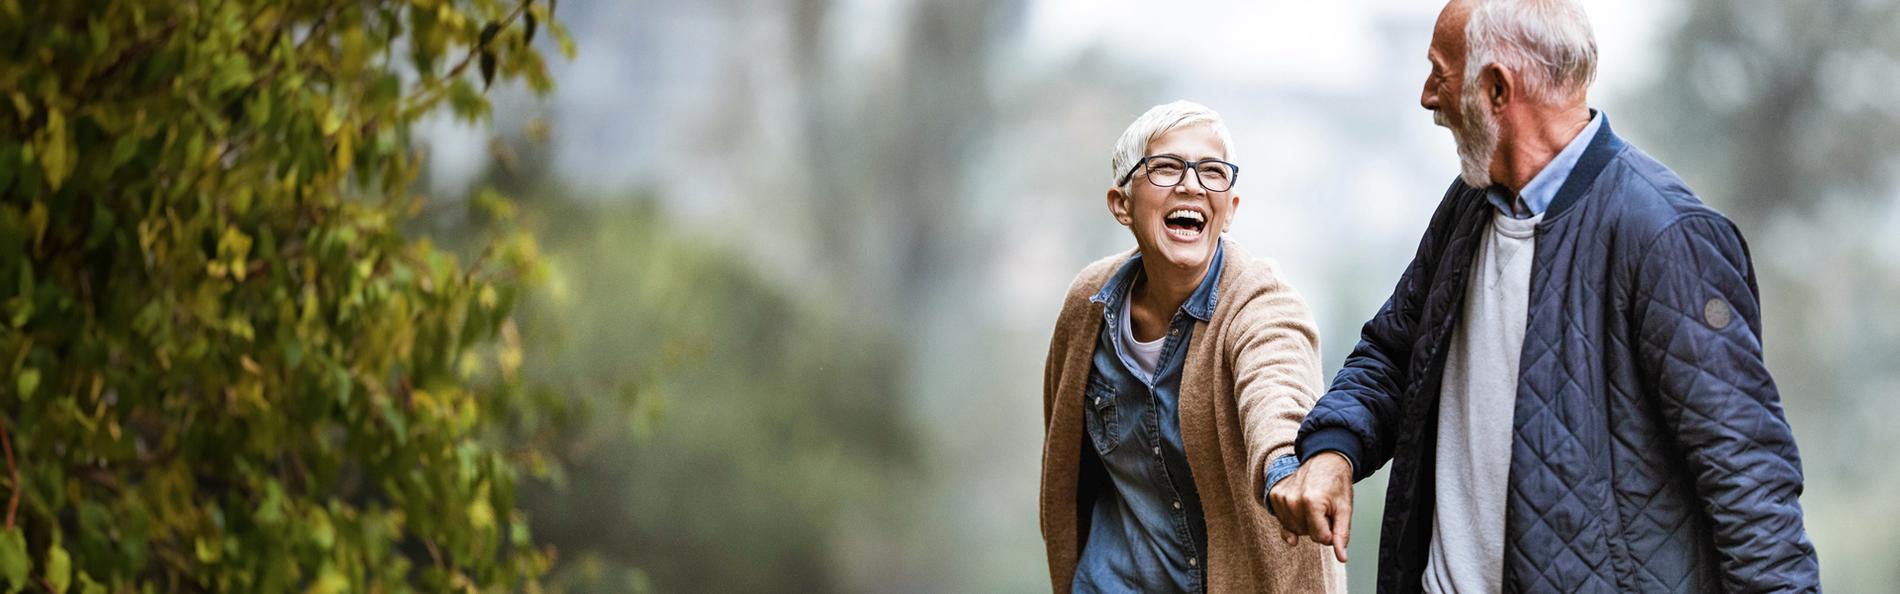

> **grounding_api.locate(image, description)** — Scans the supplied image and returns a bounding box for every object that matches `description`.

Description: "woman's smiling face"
[1108,122,1240,275]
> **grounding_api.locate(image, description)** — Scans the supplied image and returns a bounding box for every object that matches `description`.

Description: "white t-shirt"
[1120,282,1166,379]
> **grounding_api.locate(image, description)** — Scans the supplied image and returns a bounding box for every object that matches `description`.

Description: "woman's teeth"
[1164,209,1206,239]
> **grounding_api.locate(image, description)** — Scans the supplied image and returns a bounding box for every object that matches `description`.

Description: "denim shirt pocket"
[1083,375,1120,454]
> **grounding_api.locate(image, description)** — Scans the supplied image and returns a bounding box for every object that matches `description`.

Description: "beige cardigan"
[1039,241,1347,593]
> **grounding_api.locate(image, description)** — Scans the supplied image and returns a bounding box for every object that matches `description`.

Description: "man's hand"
[1268,451,1355,563]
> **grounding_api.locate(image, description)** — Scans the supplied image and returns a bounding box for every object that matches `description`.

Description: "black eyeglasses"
[1117,155,1240,192]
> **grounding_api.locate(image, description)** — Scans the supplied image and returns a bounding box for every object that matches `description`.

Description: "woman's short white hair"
[1464,0,1597,105]
[1109,100,1236,189]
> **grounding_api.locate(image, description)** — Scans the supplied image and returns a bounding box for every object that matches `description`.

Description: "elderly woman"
[1039,101,1345,593]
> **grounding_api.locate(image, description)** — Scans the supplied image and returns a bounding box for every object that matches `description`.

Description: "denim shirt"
[1073,241,1224,593]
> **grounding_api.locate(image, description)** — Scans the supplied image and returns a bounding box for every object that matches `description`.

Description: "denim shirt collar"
[1090,239,1225,323]
[1485,109,1604,219]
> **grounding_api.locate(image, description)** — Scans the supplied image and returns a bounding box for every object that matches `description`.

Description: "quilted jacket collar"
[1543,110,1627,220]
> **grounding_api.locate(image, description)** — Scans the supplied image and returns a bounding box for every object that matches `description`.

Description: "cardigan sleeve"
[1229,262,1326,504]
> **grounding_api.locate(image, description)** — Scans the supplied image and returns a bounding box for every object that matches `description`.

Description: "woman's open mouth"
[1164,208,1207,241]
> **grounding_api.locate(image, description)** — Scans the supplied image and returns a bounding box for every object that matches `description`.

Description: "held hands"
[1268,451,1355,563]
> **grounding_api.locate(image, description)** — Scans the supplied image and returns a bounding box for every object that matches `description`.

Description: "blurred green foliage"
[0,0,579,591]
[451,186,923,592]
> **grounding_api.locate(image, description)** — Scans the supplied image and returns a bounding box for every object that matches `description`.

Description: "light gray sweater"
[1424,211,1541,594]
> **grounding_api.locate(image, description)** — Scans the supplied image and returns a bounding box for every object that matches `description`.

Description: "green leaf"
[10,253,40,330]
[88,18,108,54]
[0,528,28,594]
[209,55,255,96]
[308,508,335,550]
[193,537,218,564]
[378,396,407,442]
[15,368,37,401]
[468,497,495,531]
[23,201,46,250]
[37,109,72,191]
[7,93,30,121]
[309,567,346,594]
[108,134,139,169]
[45,544,69,594]
[75,572,103,594]
[254,480,286,525]
[551,20,577,59]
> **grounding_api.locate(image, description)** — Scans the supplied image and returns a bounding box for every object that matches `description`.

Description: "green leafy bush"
[0,0,575,591]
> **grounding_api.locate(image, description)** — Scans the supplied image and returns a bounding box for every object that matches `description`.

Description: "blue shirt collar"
[1486,109,1604,219]
[1090,239,1225,323]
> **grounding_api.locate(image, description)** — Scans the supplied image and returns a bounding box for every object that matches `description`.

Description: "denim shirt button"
[1188,556,1198,567]
[1172,500,1182,510]
[1152,446,1161,456]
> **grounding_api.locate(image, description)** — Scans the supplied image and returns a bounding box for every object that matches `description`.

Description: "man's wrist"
[1308,449,1355,477]
[1297,427,1363,478]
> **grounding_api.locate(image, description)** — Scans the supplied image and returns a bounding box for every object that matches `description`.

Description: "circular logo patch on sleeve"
[1703,297,1732,329]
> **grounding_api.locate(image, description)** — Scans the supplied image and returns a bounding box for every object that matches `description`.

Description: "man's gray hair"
[1464,0,1597,104]
[1109,100,1236,189]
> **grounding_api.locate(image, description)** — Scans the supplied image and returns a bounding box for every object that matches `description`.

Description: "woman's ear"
[1225,193,1239,232]
[1107,187,1133,226]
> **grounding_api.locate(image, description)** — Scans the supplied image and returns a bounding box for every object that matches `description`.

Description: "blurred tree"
[1634,0,1900,590]
[0,0,579,591]
[1634,0,1900,221]
[411,114,923,589]
[494,195,920,593]
[788,0,1026,315]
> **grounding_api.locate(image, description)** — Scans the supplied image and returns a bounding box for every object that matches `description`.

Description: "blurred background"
[418,0,1900,590]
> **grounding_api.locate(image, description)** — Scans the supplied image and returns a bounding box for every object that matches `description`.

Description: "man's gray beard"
[1435,90,1499,188]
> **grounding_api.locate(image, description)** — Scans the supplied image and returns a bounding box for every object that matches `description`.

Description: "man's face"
[1109,123,1239,274]
[1423,0,1498,188]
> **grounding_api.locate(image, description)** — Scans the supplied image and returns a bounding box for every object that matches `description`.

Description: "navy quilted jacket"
[1296,117,1820,593]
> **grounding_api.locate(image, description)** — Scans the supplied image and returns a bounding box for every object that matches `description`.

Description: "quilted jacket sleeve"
[1296,269,1416,481]
[1633,214,1820,591]
[1297,183,1464,481]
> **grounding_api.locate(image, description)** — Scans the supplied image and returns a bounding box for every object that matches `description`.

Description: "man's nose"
[1421,78,1439,112]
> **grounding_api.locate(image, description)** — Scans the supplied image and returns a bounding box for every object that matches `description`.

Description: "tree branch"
[2,418,18,530]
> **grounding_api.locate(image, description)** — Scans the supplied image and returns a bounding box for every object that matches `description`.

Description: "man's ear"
[1483,62,1513,111]
[1107,187,1133,226]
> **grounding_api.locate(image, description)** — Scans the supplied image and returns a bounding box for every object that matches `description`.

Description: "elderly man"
[1040,101,1345,593]
[1268,0,1822,592]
